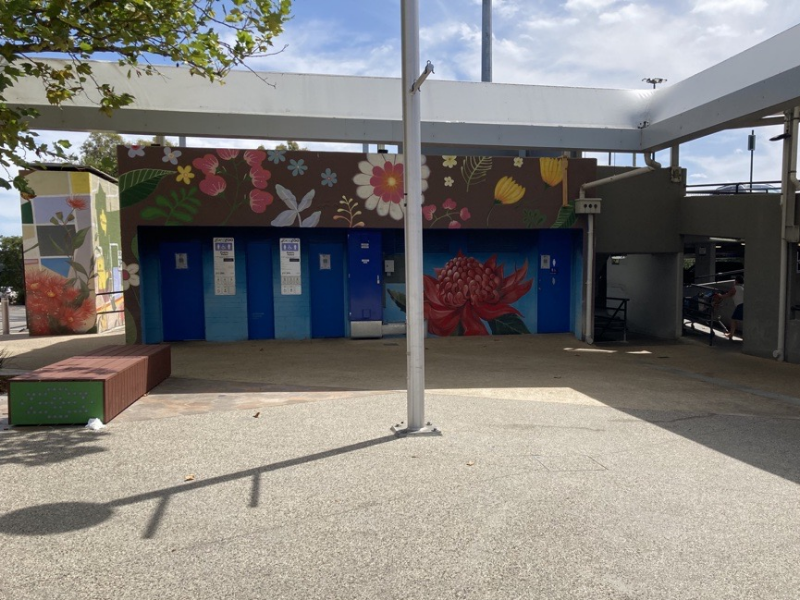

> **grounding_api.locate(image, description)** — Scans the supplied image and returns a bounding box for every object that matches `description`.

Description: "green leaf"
[72,227,89,250]
[387,289,407,313]
[141,206,168,220]
[131,235,139,261]
[523,209,546,229]
[155,195,173,209]
[67,260,88,277]
[488,314,531,335]
[119,169,172,208]
[125,308,138,344]
[170,211,193,223]
[551,204,577,229]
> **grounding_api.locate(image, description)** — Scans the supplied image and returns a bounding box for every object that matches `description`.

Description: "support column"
[392,0,439,436]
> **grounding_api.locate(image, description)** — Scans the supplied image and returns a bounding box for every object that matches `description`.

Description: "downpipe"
[775,106,800,361]
[580,153,662,344]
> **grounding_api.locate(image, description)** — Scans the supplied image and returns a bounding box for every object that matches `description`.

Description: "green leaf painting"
[551,204,577,229]
[488,314,531,335]
[388,289,407,313]
[523,209,546,229]
[119,169,173,208]
[140,188,202,225]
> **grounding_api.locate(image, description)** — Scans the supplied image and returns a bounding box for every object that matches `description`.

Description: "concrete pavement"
[1,330,800,599]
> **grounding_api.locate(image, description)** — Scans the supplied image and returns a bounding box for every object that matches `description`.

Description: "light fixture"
[709,237,738,242]
[642,77,667,89]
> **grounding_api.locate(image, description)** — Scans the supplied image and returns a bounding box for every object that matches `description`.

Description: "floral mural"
[117,146,595,342]
[388,251,533,336]
[21,168,124,336]
[424,252,533,336]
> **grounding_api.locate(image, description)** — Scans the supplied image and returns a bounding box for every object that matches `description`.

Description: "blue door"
[310,242,345,338]
[160,241,205,341]
[537,230,572,333]
[348,231,383,322]
[246,241,275,340]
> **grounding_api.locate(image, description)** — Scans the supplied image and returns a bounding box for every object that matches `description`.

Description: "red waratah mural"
[422,252,533,336]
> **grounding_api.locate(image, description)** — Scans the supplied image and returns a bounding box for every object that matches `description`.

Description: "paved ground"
[1,326,800,599]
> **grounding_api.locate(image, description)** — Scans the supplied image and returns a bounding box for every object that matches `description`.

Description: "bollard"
[2,294,9,335]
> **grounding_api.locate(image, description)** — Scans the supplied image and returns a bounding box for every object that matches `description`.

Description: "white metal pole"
[393,0,438,436]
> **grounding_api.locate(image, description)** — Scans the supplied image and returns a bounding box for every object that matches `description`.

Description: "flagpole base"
[390,421,442,437]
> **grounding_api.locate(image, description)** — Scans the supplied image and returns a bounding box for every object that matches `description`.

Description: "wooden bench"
[8,344,170,426]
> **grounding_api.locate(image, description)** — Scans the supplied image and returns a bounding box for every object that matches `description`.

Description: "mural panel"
[21,170,123,335]
[117,146,596,342]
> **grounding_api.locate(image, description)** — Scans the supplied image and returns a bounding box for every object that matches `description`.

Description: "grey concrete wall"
[595,168,683,254]
[680,194,782,359]
[605,254,682,339]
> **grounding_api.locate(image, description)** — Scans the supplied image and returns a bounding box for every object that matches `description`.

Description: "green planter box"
[9,381,105,425]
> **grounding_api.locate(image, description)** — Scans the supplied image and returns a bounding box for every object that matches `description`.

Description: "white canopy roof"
[8,24,800,152]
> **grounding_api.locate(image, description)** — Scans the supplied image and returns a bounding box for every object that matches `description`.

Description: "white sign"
[280,238,302,295]
[213,237,236,295]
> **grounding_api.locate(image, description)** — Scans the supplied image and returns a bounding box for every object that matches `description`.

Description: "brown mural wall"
[116,146,596,342]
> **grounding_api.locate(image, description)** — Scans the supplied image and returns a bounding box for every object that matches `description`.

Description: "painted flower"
[422,204,437,221]
[217,148,240,160]
[176,165,195,184]
[99,210,108,234]
[193,154,221,175]
[162,147,182,165]
[460,207,471,221]
[444,176,454,187]
[244,150,267,168]
[125,144,145,158]
[66,196,88,210]
[321,168,337,187]
[442,155,457,168]
[494,176,526,205]
[271,184,321,228]
[514,157,524,168]
[288,158,308,176]
[249,189,274,214]
[199,174,227,197]
[25,267,95,334]
[249,167,271,189]
[423,252,533,336]
[353,154,430,221]
[267,149,286,164]
[448,221,461,229]
[540,157,565,187]
[121,262,140,290]
[442,198,457,210]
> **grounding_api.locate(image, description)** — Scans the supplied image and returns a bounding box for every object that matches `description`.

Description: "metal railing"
[685,180,781,195]
[594,297,628,342]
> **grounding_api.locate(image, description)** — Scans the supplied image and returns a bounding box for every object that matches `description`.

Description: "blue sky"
[2,0,798,236]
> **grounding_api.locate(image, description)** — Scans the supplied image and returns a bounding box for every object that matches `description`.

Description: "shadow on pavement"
[0,434,397,538]
[0,427,109,467]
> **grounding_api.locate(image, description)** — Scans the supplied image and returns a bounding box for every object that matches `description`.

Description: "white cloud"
[565,0,621,11]
[692,0,768,15]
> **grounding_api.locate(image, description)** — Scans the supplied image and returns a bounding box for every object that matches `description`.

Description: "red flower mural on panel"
[26,268,95,335]
[423,252,532,336]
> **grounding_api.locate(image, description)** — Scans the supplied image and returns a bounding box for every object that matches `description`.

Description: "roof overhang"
[7,24,800,152]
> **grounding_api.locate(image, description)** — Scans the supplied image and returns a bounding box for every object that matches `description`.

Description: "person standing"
[715,275,744,339]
